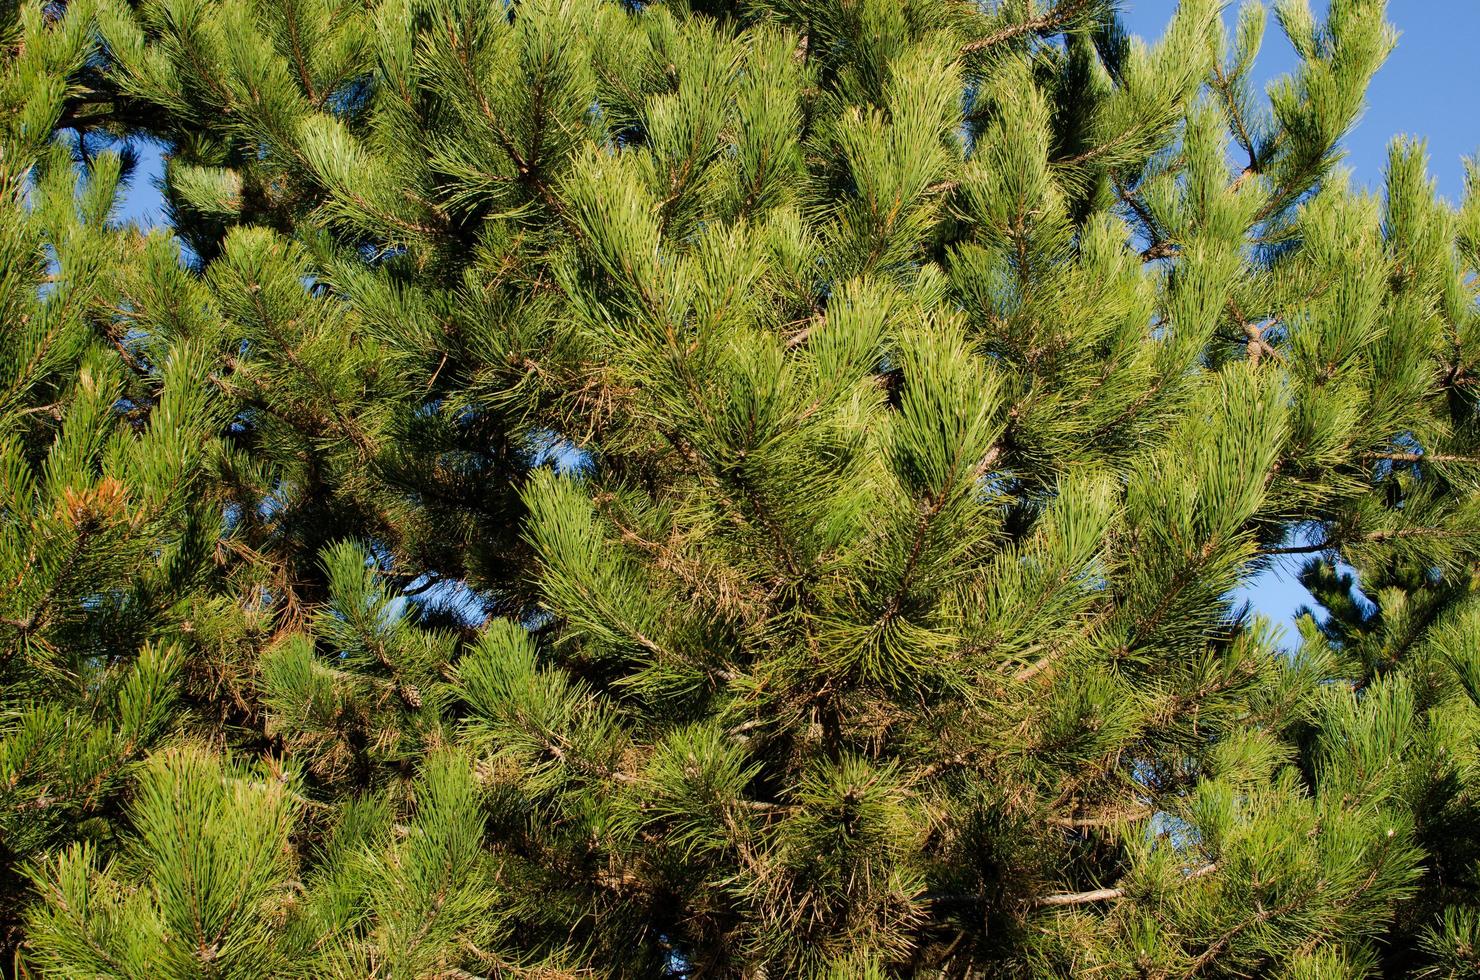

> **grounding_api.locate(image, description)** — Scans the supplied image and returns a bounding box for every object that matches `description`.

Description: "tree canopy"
[4,0,1480,976]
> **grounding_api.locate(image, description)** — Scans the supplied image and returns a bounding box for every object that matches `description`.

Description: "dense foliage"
[4,0,1480,975]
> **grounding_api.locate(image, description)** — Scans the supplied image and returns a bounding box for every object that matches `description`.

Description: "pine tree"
[5,0,1480,976]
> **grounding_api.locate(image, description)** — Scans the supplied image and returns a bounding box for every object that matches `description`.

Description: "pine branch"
[1011,605,1114,683]
[1035,884,1125,907]
[722,463,806,584]
[282,0,318,104]
[1062,125,1150,170]
[400,573,445,598]
[443,13,578,235]
[1280,856,1394,964]
[1034,862,1216,909]
[1227,298,1281,365]
[540,737,636,785]
[26,876,135,977]
[961,0,1097,54]
[241,292,372,454]
[1183,885,1317,977]
[1118,534,1234,657]
[596,501,765,629]
[1141,240,1180,262]
[6,737,140,817]
[1153,662,1259,726]
[1361,451,1480,464]
[1210,61,1259,178]
[873,447,1002,639]
[1,307,74,416]
[5,521,98,640]
[1116,180,1176,263]
[784,310,825,349]
[1047,805,1154,829]
[1260,526,1480,556]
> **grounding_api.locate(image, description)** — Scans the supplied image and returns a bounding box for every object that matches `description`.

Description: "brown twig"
[1035,862,1216,908]
[961,0,1096,54]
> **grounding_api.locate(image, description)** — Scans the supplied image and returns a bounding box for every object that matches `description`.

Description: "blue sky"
[111,1,1477,644]
[118,142,166,228]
